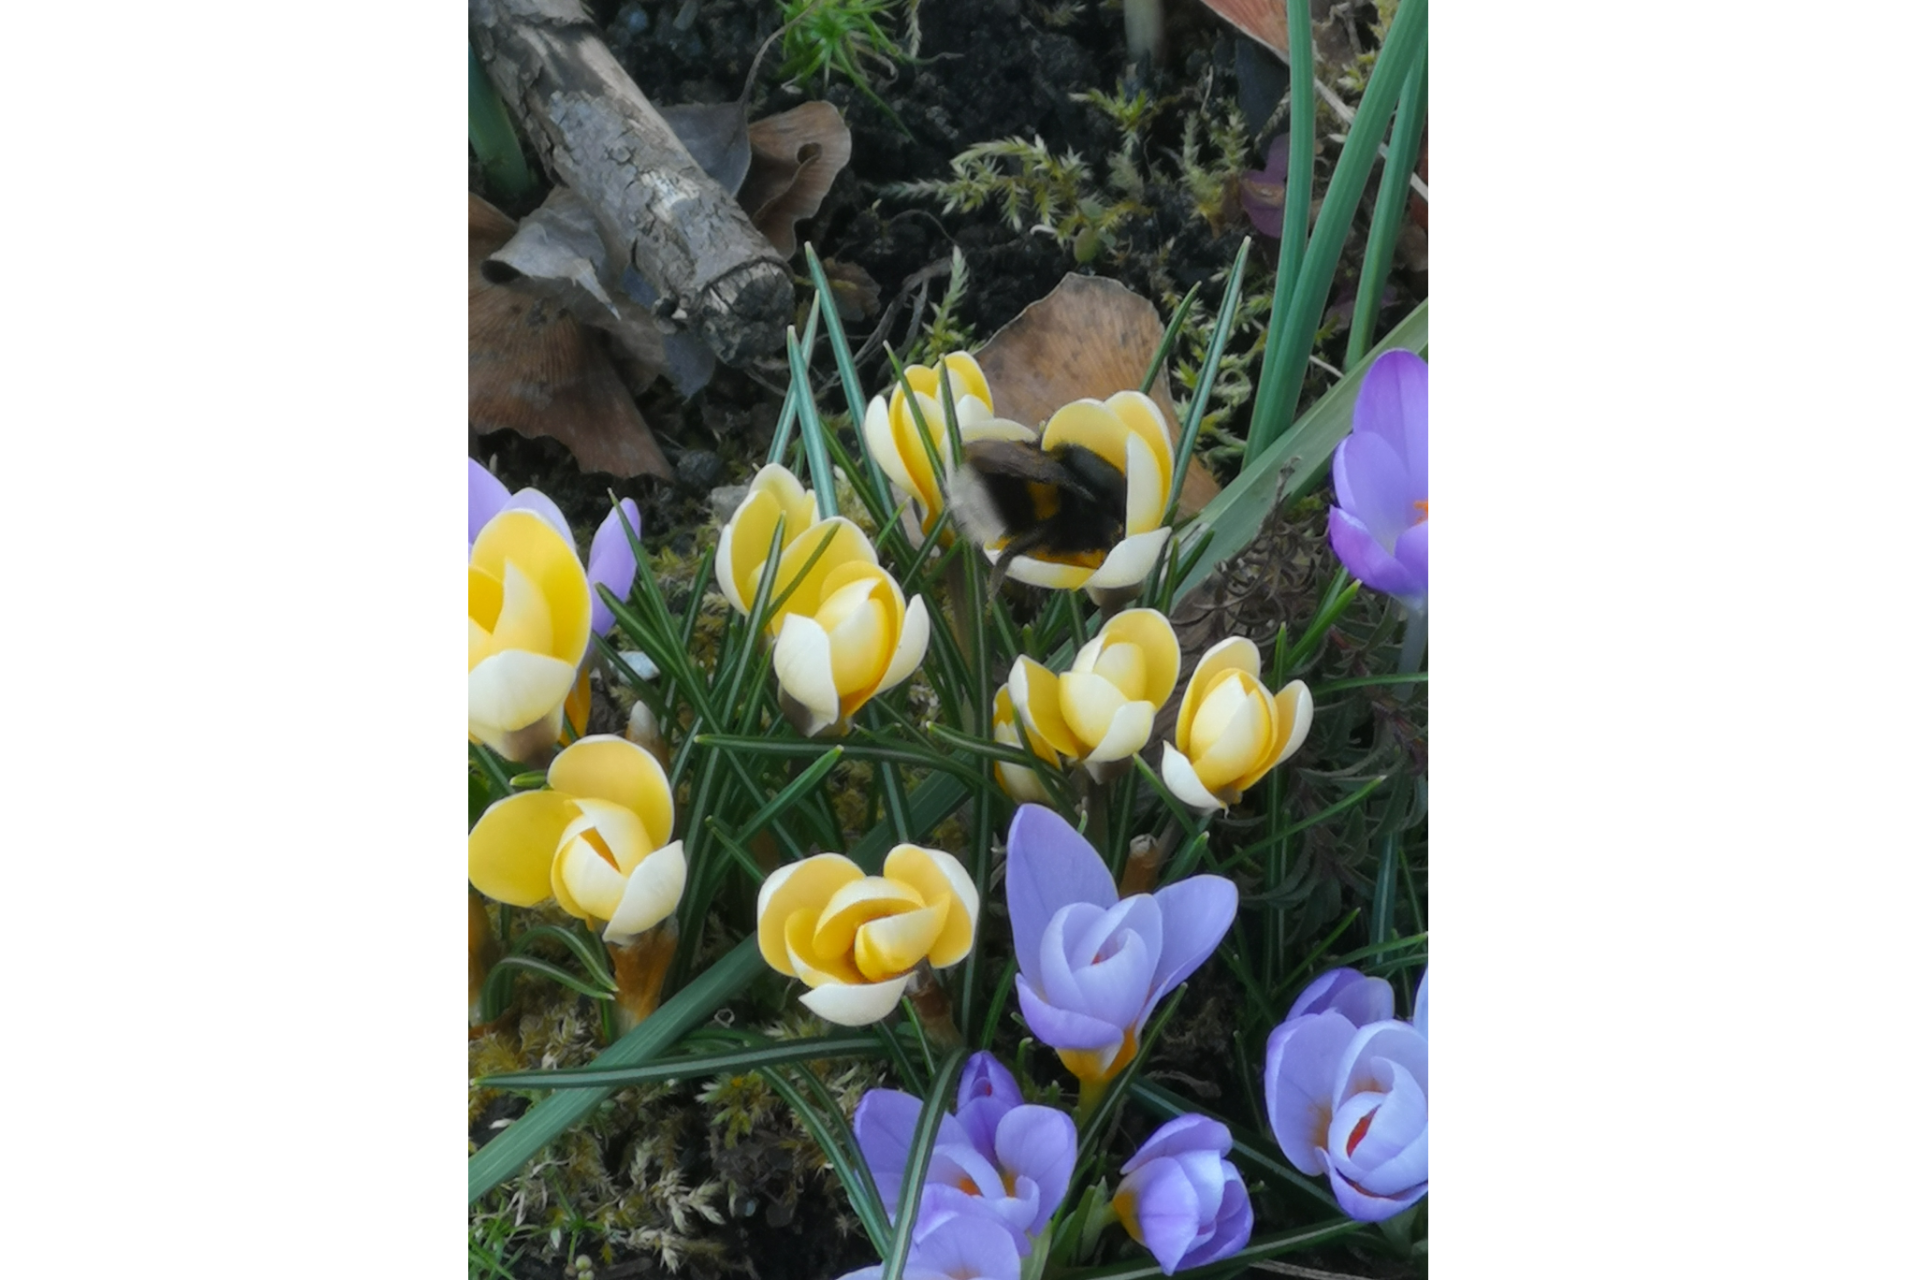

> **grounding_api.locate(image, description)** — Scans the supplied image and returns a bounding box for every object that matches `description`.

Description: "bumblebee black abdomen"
[952,440,1128,559]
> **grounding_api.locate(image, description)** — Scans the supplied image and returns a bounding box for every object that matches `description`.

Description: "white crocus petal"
[1275,681,1314,762]
[1058,671,1127,747]
[877,595,930,693]
[469,650,580,736]
[773,613,842,727]
[602,842,686,943]
[801,974,913,1026]
[1161,742,1227,811]
[1083,527,1171,589]
[715,517,749,615]
[865,394,915,492]
[1085,700,1156,763]
[960,417,1037,446]
[1194,692,1268,784]
[1122,432,1165,535]
[1005,554,1095,590]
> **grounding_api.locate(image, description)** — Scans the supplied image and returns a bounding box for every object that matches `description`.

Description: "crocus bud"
[1160,636,1312,811]
[1112,1115,1252,1274]
[1328,350,1428,614]
[772,560,929,736]
[715,464,820,616]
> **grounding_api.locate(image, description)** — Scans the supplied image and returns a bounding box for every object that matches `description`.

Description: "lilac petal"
[853,1088,932,1217]
[587,499,641,636]
[1006,804,1116,980]
[1328,506,1422,600]
[955,1052,1021,1156]
[1324,1153,1427,1223]
[1264,1013,1361,1176]
[1334,1021,1429,1101]
[1040,903,1155,1031]
[1182,1167,1252,1267]
[1412,968,1429,1041]
[1329,1063,1427,1196]
[929,1142,1005,1209]
[469,459,510,546]
[1168,1149,1226,1224]
[994,1104,1077,1228]
[910,1199,1026,1278]
[918,1182,1032,1256]
[1287,968,1395,1027]
[1354,350,1428,493]
[1144,875,1237,1006]
[1123,1158,1201,1274]
[1123,1114,1229,1172]
[1331,431,1414,547]
[1015,974,1128,1053]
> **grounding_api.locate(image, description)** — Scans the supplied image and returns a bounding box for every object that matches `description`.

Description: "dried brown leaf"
[976,275,1220,517]
[738,102,853,260]
[468,193,671,479]
[1197,0,1292,59]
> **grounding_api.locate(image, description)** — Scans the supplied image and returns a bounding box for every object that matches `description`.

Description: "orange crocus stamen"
[1413,500,1430,524]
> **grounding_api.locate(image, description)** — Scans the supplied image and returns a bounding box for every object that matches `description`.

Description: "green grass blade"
[788,326,838,518]
[1247,0,1428,457]
[1175,301,1427,601]
[1140,280,1202,395]
[1163,238,1253,525]
[880,1049,967,1280]
[1345,44,1428,366]
[1057,1219,1363,1280]
[468,938,763,1203]
[481,1034,884,1089]
[1273,0,1316,325]
[468,43,534,204]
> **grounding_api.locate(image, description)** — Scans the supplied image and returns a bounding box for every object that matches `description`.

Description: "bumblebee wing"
[951,441,1077,546]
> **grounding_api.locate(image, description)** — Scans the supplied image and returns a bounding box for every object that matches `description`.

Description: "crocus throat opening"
[1346,1106,1375,1157]
[1056,1024,1140,1086]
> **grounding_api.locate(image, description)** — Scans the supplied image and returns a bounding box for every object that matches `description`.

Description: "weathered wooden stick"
[470,0,792,365]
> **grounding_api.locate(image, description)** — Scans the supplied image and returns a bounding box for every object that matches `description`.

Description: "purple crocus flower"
[1113,1114,1252,1274]
[1328,350,1428,613]
[853,1051,1076,1255]
[838,1196,1026,1280]
[1285,967,1395,1026]
[1005,805,1238,1086]
[1265,967,1429,1223]
[467,458,640,636]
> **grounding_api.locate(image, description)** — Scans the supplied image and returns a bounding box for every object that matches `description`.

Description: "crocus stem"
[1396,604,1427,676]
[1073,1074,1111,1128]
[608,919,679,1035]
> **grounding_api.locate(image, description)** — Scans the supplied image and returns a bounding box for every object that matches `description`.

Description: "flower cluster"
[467,460,640,761]
[1328,350,1428,614]
[1005,805,1236,1086]
[756,845,978,1026]
[1112,1115,1252,1273]
[716,463,929,737]
[854,1052,1075,1257]
[1265,967,1429,1221]
[467,734,685,944]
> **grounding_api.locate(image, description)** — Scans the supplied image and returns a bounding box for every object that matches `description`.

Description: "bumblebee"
[949,439,1129,597]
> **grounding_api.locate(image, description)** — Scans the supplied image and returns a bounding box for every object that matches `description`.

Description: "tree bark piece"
[470,0,792,365]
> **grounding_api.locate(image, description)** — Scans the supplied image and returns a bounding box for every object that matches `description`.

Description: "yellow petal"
[812,877,926,961]
[1192,689,1269,788]
[1091,641,1149,702]
[785,907,864,986]
[469,791,579,907]
[883,845,979,966]
[1106,390,1173,495]
[468,564,504,639]
[1179,638,1261,752]
[1009,656,1085,759]
[1082,527,1169,590]
[560,797,653,874]
[769,518,878,631]
[1004,553,1095,590]
[1240,680,1313,790]
[865,393,915,493]
[939,351,992,409]
[487,558,556,657]
[548,736,674,852]
[1040,399,1128,473]
[1160,741,1226,812]
[994,684,1059,766]
[757,854,863,976]
[1093,609,1180,709]
[854,902,947,980]
[554,829,630,921]
[1059,671,1127,751]
[1191,670,1259,753]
